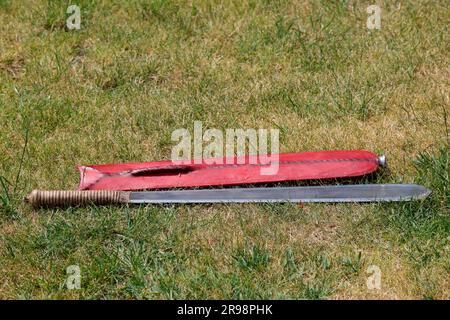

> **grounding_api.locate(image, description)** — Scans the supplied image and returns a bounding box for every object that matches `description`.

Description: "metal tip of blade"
[412,184,432,200]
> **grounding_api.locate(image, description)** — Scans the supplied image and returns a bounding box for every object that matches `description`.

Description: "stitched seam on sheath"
[153,157,377,171]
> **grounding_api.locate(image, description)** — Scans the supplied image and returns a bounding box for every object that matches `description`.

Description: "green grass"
[0,0,449,299]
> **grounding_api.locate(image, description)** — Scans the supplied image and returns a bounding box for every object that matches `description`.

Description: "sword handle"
[26,190,130,208]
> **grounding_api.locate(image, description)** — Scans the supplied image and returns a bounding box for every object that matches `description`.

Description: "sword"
[26,184,431,208]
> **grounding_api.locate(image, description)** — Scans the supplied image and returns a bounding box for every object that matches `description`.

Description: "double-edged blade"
[129,184,431,204]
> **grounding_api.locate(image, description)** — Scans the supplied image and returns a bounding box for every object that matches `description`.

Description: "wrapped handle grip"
[26,190,130,208]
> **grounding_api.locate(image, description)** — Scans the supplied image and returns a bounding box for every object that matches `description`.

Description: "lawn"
[0,0,448,299]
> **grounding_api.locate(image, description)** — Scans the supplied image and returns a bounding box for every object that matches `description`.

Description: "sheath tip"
[378,155,387,167]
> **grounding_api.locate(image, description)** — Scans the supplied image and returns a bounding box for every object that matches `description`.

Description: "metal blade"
[129,184,430,204]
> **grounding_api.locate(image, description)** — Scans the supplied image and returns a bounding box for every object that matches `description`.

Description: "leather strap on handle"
[26,190,130,208]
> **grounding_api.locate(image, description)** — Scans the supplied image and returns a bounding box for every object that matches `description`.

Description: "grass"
[0,0,449,299]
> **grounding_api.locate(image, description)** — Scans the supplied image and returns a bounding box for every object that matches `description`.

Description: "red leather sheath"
[78,150,380,191]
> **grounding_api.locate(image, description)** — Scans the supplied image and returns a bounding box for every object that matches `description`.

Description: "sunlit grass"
[0,0,448,299]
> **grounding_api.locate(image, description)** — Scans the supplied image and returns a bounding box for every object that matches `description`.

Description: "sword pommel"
[378,155,387,167]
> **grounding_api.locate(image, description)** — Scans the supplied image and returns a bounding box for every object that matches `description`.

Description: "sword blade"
[129,184,430,204]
